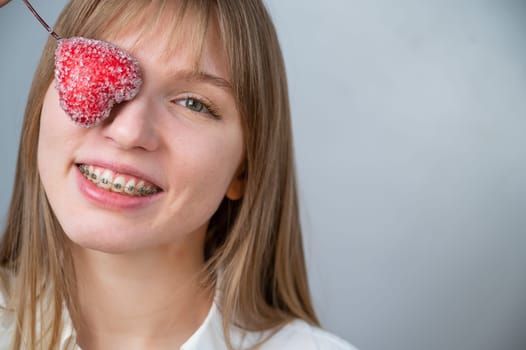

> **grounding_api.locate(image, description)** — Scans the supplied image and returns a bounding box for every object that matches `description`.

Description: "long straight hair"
[0,1,318,348]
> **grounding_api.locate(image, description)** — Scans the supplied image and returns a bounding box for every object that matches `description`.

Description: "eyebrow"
[171,69,233,91]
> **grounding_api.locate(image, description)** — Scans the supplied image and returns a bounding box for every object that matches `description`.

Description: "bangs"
[57,0,214,70]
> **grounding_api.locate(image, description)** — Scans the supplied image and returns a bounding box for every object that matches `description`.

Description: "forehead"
[92,1,227,79]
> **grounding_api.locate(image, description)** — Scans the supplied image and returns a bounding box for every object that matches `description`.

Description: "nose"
[100,95,160,152]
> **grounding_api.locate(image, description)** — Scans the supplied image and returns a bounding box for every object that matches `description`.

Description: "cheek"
[38,85,84,159]
[164,125,243,213]
[192,130,242,187]
[38,85,85,195]
[38,87,61,177]
[188,153,236,197]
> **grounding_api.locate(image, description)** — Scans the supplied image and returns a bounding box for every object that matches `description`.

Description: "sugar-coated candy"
[54,37,143,128]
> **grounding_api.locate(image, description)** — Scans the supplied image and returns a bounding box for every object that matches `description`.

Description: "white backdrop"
[1,1,526,350]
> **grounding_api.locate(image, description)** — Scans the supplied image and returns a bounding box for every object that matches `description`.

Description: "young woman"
[0,0,356,349]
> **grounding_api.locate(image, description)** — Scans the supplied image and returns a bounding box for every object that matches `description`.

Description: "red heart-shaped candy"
[54,37,143,128]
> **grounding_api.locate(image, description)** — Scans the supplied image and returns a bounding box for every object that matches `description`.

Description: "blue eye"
[178,97,211,114]
[173,95,222,120]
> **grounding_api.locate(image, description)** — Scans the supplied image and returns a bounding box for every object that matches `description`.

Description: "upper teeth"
[78,164,160,196]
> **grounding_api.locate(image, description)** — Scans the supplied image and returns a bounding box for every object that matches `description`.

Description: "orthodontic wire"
[22,0,61,40]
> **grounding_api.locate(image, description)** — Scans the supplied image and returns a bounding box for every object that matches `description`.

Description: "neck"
[72,241,213,350]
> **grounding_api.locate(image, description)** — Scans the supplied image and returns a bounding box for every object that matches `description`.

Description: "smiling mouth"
[77,164,162,197]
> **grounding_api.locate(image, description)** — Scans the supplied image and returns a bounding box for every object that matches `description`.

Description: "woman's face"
[37,13,244,253]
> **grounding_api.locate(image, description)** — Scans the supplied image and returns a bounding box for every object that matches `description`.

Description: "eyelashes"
[173,94,222,120]
[21,1,228,126]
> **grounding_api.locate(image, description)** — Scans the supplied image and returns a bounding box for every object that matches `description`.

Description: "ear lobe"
[226,166,246,200]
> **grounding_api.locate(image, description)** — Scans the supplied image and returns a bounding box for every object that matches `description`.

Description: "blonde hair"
[0,0,318,348]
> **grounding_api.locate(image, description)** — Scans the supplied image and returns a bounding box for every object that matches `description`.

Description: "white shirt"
[0,299,357,350]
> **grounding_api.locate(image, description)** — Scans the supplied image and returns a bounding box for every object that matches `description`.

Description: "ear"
[226,163,246,200]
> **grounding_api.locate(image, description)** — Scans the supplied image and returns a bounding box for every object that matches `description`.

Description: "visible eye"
[173,96,222,120]
[177,97,210,113]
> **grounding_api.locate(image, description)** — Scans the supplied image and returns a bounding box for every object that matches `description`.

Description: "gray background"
[1,1,526,350]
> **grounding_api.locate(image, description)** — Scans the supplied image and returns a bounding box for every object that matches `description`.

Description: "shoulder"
[182,303,358,350]
[0,268,14,347]
[261,319,358,350]
[0,267,13,311]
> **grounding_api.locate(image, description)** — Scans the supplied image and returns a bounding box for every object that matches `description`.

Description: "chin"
[63,223,152,254]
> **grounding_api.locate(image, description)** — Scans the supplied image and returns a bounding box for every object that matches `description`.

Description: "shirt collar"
[180,302,228,350]
[60,301,231,350]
